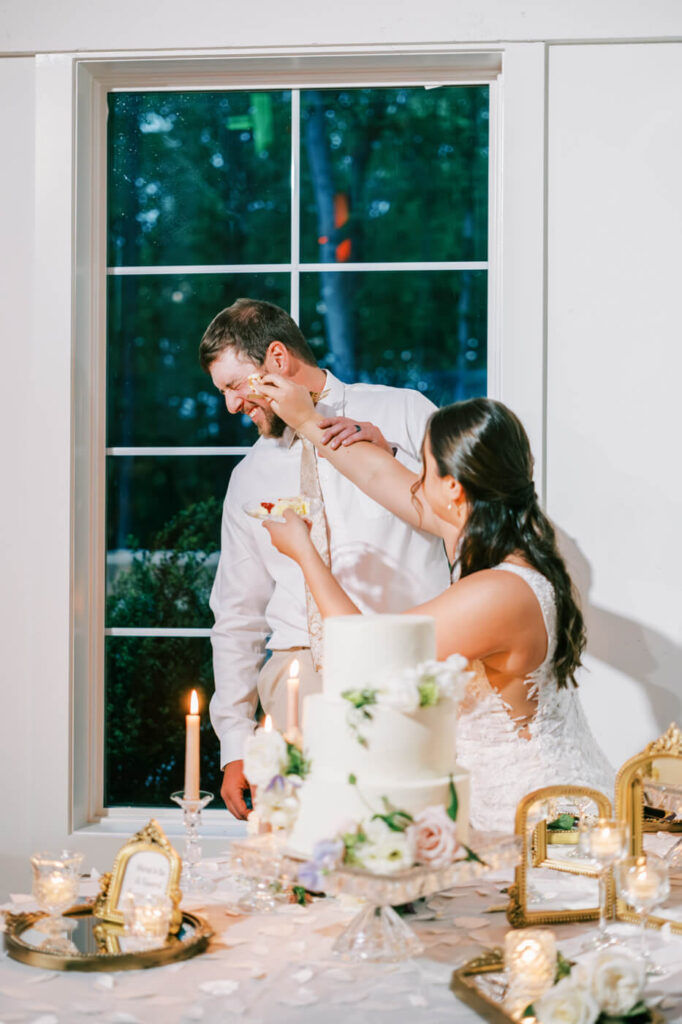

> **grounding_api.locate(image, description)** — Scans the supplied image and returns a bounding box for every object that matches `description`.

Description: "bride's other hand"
[258,374,315,431]
[318,416,393,454]
[262,509,314,563]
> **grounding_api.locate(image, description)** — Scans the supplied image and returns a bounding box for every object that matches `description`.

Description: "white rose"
[243,728,287,788]
[255,775,300,831]
[407,804,463,869]
[535,978,600,1024]
[356,817,415,874]
[589,950,645,1017]
[375,670,421,714]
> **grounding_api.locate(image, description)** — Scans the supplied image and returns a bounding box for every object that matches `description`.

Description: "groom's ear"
[264,340,291,374]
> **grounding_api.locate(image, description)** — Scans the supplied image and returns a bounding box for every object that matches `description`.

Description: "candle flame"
[290,658,299,677]
[190,690,199,715]
[264,714,273,732]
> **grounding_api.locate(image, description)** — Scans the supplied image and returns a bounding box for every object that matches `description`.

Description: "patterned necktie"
[299,436,330,672]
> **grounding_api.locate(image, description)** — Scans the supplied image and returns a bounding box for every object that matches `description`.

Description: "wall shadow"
[557,528,682,734]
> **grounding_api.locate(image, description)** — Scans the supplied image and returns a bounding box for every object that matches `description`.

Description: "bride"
[257,375,614,831]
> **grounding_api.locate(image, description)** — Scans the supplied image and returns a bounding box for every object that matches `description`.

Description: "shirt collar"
[284,370,345,448]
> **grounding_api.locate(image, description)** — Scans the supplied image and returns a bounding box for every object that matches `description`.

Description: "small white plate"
[243,496,322,523]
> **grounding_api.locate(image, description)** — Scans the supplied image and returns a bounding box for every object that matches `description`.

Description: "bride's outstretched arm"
[263,511,360,618]
[259,374,447,539]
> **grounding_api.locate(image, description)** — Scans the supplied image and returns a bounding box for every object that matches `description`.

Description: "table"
[3,856,682,1024]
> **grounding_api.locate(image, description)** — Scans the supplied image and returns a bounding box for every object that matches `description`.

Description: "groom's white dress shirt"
[209,371,451,767]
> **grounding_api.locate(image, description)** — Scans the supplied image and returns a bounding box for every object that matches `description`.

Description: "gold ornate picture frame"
[93,819,182,932]
[615,722,682,934]
[507,784,613,928]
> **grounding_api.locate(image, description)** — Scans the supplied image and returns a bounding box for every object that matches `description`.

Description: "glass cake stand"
[229,832,521,962]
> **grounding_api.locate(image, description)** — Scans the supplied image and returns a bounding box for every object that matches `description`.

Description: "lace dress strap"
[490,563,557,673]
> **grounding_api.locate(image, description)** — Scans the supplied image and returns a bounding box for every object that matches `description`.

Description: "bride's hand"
[258,374,316,432]
[262,509,314,562]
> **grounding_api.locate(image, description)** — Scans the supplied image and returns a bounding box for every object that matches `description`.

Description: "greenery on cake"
[297,776,482,889]
[341,654,472,746]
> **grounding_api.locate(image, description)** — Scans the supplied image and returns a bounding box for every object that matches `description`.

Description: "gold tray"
[451,949,665,1024]
[3,904,213,971]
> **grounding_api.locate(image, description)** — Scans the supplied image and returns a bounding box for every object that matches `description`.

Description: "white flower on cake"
[375,668,422,713]
[588,950,645,1018]
[243,727,288,788]
[407,804,464,869]
[355,817,415,875]
[256,775,301,831]
[342,653,471,740]
[534,976,600,1024]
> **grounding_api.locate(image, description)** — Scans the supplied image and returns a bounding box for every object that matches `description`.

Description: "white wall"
[546,43,682,766]
[1,2,682,892]
[0,57,36,892]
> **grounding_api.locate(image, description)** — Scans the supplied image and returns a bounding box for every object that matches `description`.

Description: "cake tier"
[323,614,436,699]
[302,693,458,782]
[288,768,470,858]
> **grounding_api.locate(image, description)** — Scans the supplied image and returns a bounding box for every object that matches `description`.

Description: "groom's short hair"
[199,298,318,371]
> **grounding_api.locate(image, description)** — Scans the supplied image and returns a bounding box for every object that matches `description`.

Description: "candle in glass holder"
[504,929,557,1020]
[590,822,625,860]
[122,891,172,948]
[184,689,200,800]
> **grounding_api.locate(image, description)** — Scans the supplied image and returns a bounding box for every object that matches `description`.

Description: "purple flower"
[297,860,322,891]
[311,838,344,871]
[264,774,287,794]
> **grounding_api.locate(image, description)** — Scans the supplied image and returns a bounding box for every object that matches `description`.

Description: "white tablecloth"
[2,857,682,1024]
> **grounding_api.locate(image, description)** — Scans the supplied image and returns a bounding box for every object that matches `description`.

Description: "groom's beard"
[255,405,287,439]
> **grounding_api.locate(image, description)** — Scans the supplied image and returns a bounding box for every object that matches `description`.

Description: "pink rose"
[407,805,462,869]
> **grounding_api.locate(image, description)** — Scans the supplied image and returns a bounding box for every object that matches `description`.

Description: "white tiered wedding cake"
[288,614,470,856]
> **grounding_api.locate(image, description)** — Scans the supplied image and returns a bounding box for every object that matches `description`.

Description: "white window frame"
[32,43,545,866]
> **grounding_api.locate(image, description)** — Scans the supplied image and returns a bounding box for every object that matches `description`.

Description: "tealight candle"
[122,891,172,949]
[504,929,557,1021]
[589,823,624,860]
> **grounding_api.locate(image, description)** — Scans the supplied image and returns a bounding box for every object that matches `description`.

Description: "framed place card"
[94,819,182,932]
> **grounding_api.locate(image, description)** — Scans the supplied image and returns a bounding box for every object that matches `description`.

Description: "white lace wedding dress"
[456,563,615,833]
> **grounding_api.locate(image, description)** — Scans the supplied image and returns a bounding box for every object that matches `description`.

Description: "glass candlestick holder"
[171,790,214,894]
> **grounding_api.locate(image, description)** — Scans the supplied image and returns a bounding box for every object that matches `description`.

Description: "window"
[104,84,490,807]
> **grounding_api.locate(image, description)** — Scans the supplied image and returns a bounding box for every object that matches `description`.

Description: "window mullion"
[290,88,301,322]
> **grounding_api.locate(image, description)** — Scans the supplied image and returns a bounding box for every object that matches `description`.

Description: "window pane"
[300,270,487,405]
[300,86,489,264]
[107,273,290,447]
[107,91,292,267]
[105,636,220,806]
[106,455,237,628]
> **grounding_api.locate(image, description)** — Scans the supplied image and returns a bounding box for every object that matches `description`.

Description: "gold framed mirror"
[93,819,182,932]
[615,722,682,933]
[507,784,613,927]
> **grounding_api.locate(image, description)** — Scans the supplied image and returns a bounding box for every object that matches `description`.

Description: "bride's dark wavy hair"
[423,398,585,689]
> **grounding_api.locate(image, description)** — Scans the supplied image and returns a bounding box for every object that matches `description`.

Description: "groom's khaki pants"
[257,648,321,731]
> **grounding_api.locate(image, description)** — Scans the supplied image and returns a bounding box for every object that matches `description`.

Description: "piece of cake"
[287,614,470,856]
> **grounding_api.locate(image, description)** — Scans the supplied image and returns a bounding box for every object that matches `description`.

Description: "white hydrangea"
[243,728,287,788]
[255,775,300,832]
[375,667,422,713]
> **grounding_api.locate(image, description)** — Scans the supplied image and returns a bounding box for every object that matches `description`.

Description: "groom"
[200,298,450,819]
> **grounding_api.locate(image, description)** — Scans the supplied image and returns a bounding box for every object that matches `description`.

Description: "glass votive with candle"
[31,850,84,928]
[581,817,628,951]
[122,891,172,950]
[504,928,557,1020]
[617,853,670,975]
